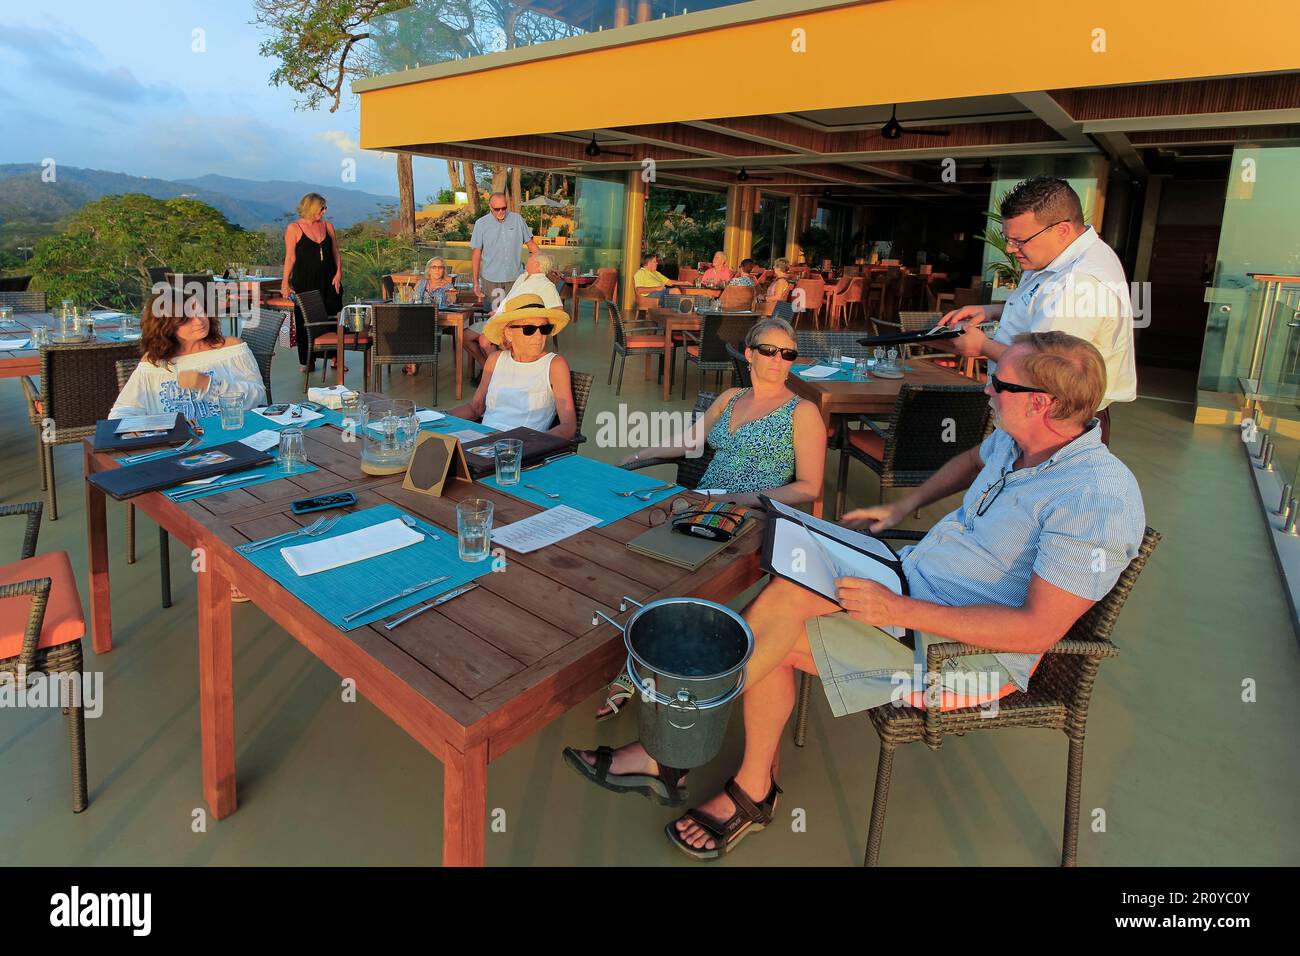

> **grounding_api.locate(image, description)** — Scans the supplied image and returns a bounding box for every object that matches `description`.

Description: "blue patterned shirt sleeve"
[1034,487,1144,600]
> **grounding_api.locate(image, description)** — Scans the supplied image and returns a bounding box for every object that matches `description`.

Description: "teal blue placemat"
[162,460,318,501]
[792,363,851,381]
[239,503,493,632]
[313,408,493,437]
[114,412,327,465]
[481,454,680,526]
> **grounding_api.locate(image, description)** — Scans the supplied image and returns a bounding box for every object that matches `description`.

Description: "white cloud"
[315,131,359,154]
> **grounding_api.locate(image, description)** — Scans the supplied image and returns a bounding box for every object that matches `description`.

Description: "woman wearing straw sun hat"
[446,293,578,439]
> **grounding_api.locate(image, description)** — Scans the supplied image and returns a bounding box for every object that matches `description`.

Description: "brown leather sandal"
[561,745,689,807]
[666,776,781,860]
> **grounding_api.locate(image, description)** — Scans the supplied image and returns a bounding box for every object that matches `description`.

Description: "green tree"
[29,194,275,310]
[337,222,414,300]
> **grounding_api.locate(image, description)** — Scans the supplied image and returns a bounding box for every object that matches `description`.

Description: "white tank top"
[481,351,558,433]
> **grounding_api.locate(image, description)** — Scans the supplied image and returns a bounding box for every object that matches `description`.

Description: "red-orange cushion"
[625,337,665,348]
[847,428,885,461]
[686,345,700,357]
[0,552,85,660]
[314,333,371,346]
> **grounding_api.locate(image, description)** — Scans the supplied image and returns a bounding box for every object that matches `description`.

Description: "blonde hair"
[773,258,790,273]
[531,252,555,273]
[425,257,446,272]
[297,192,327,218]
[1012,331,1107,424]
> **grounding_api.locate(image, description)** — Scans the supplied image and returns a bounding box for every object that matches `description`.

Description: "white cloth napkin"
[253,404,325,426]
[280,518,423,577]
[797,364,841,379]
[0,338,31,349]
[307,385,358,410]
[416,409,445,423]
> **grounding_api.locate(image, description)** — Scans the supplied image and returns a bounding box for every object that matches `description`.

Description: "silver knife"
[169,473,266,499]
[523,451,576,471]
[382,583,479,630]
[343,575,450,623]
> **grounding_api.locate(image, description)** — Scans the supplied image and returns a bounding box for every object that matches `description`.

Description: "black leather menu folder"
[87,440,273,500]
[92,414,194,453]
[460,426,572,478]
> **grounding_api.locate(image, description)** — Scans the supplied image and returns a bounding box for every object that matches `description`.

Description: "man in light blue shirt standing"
[471,191,539,312]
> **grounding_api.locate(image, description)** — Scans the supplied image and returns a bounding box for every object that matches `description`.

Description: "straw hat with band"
[482,293,570,346]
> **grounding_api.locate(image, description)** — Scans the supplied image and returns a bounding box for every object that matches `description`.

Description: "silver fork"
[611,483,674,500]
[525,483,560,499]
[239,513,341,553]
[399,513,442,541]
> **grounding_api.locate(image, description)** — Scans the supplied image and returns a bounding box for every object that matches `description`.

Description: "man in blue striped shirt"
[665,330,1146,857]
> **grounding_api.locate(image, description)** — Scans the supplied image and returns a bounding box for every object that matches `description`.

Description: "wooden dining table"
[81,428,764,865]
[1,310,128,380]
[560,273,595,324]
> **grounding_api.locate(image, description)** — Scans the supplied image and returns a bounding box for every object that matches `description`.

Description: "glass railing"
[363,0,746,75]
[1245,275,1300,488]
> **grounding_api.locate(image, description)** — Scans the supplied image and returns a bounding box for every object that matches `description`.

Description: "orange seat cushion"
[314,333,371,347]
[0,552,85,660]
[625,337,664,348]
[686,345,700,357]
[847,427,885,461]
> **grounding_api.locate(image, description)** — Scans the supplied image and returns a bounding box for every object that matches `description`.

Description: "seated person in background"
[405,256,455,374]
[462,252,564,377]
[110,285,267,422]
[762,258,793,309]
[633,251,689,303]
[590,316,827,719]
[570,331,1145,858]
[741,258,757,274]
[447,294,577,440]
[699,251,733,286]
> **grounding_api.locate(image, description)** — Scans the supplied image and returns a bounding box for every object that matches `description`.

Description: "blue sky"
[0,0,448,197]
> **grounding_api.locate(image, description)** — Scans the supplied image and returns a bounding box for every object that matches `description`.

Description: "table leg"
[335,320,345,387]
[442,739,488,866]
[83,444,113,655]
[570,284,581,325]
[454,319,464,400]
[663,328,674,402]
[811,403,832,519]
[197,562,237,819]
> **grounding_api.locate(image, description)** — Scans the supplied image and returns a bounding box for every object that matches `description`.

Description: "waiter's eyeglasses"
[1003,220,1065,249]
[990,373,1050,395]
[508,323,555,336]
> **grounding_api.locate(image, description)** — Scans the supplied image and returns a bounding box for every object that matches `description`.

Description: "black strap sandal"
[666,776,782,861]
[561,746,690,807]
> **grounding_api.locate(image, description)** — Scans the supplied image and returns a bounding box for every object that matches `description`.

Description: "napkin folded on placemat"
[280,518,423,576]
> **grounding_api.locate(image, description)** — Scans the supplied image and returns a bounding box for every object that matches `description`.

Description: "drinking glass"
[828,347,842,366]
[0,305,13,327]
[60,298,73,320]
[853,358,869,382]
[119,314,139,339]
[886,347,900,371]
[872,347,885,367]
[457,498,494,562]
[218,384,246,431]
[30,325,49,348]
[278,426,307,474]
[494,439,523,486]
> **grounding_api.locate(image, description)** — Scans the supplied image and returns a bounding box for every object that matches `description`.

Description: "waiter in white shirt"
[939,176,1137,444]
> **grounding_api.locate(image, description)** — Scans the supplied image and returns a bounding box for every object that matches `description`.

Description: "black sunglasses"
[491,205,508,212]
[751,343,798,361]
[990,373,1050,395]
[508,322,555,336]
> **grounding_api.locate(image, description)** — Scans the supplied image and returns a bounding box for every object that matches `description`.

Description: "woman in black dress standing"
[281,192,343,371]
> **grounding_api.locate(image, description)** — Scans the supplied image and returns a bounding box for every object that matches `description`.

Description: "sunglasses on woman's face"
[508,322,555,336]
[990,373,1050,395]
[751,343,798,361]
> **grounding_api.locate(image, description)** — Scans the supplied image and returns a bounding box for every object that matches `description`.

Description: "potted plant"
[978,192,1022,290]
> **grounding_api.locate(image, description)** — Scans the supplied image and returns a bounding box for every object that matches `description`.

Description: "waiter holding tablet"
[939,176,1136,444]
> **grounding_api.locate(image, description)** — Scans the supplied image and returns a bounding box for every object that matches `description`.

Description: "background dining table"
[81,425,764,865]
[1,310,130,379]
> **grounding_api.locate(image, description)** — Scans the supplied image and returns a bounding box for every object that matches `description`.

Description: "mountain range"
[0,165,397,243]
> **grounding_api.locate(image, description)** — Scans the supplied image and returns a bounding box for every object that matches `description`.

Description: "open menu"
[758,495,913,648]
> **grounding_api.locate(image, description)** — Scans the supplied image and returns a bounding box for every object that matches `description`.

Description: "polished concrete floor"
[2,305,1297,866]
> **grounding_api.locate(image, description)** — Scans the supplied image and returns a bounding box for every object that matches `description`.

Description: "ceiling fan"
[736,166,773,182]
[583,132,634,158]
[880,104,950,140]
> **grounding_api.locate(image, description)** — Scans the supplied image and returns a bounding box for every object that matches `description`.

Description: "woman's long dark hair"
[140,280,224,365]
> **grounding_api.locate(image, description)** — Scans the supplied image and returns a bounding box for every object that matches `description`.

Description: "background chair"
[0,501,89,812]
[827,276,864,328]
[680,315,752,399]
[0,275,33,292]
[20,341,139,520]
[607,300,668,396]
[369,304,441,397]
[237,309,286,404]
[726,342,752,388]
[621,391,718,489]
[677,267,701,285]
[0,290,47,312]
[567,369,594,449]
[297,289,371,392]
[795,329,873,364]
[792,526,1161,866]
[791,276,826,328]
[719,284,757,312]
[574,267,619,325]
[834,383,992,516]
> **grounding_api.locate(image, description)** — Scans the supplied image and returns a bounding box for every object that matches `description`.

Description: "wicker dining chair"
[369,303,441,397]
[20,340,139,520]
[833,384,992,517]
[718,283,756,313]
[791,277,826,328]
[0,290,47,312]
[297,289,371,392]
[620,391,718,489]
[726,342,752,388]
[607,299,668,396]
[568,369,594,449]
[795,329,873,364]
[574,267,619,325]
[237,308,286,404]
[0,501,90,812]
[680,314,753,399]
[791,526,1161,867]
[827,276,864,328]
